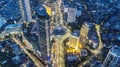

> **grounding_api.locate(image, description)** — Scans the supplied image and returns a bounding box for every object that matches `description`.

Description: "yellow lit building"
[68,35,79,49]
[43,4,52,16]
[66,35,83,54]
[66,48,80,54]
[80,23,89,38]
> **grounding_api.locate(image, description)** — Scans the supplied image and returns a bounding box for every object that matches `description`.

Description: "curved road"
[84,24,103,55]
[12,35,44,67]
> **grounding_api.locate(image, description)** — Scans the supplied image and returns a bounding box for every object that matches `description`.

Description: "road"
[49,0,72,67]
[12,36,44,67]
[51,0,71,66]
[95,24,103,54]
[81,0,103,55]
[51,0,65,67]
[52,26,71,67]
[83,24,103,55]
[79,25,103,67]
[55,0,63,24]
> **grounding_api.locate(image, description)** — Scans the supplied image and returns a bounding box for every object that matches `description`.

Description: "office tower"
[67,8,77,23]
[102,46,120,67]
[36,5,50,61]
[38,20,50,61]
[19,0,33,22]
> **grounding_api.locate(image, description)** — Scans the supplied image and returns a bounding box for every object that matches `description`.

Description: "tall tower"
[102,46,120,67]
[19,0,34,22]
[38,20,50,61]
[36,4,50,61]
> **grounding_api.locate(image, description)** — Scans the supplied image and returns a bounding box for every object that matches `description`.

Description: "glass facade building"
[102,46,120,67]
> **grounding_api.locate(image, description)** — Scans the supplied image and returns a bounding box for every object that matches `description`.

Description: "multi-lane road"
[51,0,71,67]
[12,32,45,67]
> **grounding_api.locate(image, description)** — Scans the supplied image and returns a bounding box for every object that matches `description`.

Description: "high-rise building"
[102,46,120,67]
[79,23,89,44]
[67,8,77,23]
[19,0,34,22]
[38,19,50,61]
[36,5,50,61]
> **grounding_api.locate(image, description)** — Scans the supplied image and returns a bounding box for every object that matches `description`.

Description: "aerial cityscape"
[0,0,120,67]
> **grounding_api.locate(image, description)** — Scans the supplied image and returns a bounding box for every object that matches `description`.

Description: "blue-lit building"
[102,46,120,67]
[36,4,49,19]
[36,4,50,61]
[20,0,34,22]
[4,24,23,35]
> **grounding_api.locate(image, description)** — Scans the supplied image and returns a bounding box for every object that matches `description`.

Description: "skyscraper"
[19,0,34,22]
[36,4,50,61]
[102,46,120,67]
[38,19,50,61]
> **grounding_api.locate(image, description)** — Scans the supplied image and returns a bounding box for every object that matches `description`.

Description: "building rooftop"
[110,46,120,57]
[0,17,6,28]
[36,4,47,16]
[5,24,22,29]
[43,4,52,16]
